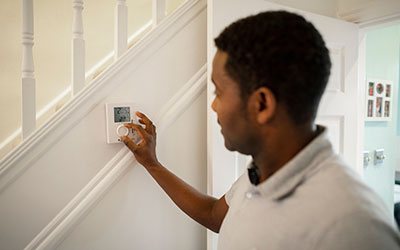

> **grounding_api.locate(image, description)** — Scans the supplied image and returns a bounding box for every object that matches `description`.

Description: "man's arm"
[144,162,228,233]
[122,112,229,233]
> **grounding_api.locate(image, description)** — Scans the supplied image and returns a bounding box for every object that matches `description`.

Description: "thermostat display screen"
[114,107,131,123]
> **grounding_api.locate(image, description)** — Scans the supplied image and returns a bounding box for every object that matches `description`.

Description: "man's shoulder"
[297,155,400,249]
[312,209,400,250]
[301,154,391,222]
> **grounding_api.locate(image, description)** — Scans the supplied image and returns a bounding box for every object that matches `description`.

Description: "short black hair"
[214,11,331,124]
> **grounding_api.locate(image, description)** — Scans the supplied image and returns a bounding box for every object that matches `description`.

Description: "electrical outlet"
[363,151,370,167]
[375,149,385,165]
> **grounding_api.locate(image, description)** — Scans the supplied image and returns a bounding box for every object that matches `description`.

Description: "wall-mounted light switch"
[363,151,370,167]
[374,149,385,165]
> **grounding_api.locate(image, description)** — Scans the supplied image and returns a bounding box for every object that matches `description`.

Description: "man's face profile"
[211,50,252,154]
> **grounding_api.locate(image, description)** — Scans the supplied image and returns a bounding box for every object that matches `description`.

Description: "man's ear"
[250,87,276,124]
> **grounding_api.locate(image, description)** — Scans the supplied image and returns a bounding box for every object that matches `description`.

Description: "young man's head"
[211,11,331,154]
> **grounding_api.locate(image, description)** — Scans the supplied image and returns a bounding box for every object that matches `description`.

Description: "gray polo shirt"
[218,127,400,250]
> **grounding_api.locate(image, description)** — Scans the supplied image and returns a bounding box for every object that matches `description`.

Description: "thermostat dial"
[116,125,130,137]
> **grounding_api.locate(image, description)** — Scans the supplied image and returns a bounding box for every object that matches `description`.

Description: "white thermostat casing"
[105,103,142,144]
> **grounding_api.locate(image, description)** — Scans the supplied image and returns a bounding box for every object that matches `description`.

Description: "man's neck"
[252,123,320,183]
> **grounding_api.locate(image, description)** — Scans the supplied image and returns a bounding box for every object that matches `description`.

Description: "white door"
[207,1,361,249]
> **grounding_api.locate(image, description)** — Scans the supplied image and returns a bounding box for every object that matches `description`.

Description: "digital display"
[114,107,131,123]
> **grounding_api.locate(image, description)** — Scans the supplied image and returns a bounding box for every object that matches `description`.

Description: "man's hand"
[121,112,159,168]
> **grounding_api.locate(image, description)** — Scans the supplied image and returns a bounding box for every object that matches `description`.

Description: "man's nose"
[211,98,217,112]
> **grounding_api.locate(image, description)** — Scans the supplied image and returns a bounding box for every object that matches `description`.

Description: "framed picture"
[365,78,393,121]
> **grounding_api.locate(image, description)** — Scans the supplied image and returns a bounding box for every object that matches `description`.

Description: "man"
[121,11,400,250]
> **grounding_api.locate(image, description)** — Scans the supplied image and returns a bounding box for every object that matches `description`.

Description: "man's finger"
[123,123,147,139]
[136,112,155,134]
[123,122,145,133]
[121,136,138,152]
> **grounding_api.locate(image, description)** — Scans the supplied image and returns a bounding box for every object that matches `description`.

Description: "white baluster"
[152,0,166,28]
[72,0,85,96]
[115,0,128,60]
[21,0,36,139]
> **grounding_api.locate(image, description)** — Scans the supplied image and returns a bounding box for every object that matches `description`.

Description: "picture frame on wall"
[365,78,393,121]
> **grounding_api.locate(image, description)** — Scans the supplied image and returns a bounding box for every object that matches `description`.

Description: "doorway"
[361,22,400,222]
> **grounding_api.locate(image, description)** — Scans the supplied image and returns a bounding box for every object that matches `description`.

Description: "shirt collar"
[247,125,335,200]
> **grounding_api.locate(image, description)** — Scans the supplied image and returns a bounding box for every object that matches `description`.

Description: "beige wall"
[0,0,185,144]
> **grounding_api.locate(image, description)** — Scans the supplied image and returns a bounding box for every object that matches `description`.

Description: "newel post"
[21,0,36,139]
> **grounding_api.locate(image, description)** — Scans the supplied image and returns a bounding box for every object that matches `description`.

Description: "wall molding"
[24,64,207,250]
[358,13,400,30]
[337,0,400,23]
[0,0,206,193]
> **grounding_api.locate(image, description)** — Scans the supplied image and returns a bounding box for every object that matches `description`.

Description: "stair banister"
[72,0,85,96]
[114,0,128,60]
[21,0,36,140]
[153,0,166,27]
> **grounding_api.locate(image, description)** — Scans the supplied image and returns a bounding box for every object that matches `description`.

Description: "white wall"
[0,1,207,249]
[57,91,207,250]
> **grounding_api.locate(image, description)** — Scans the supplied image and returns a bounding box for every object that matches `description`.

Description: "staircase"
[0,0,207,249]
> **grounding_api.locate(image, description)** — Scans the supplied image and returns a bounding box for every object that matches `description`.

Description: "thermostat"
[105,103,142,144]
